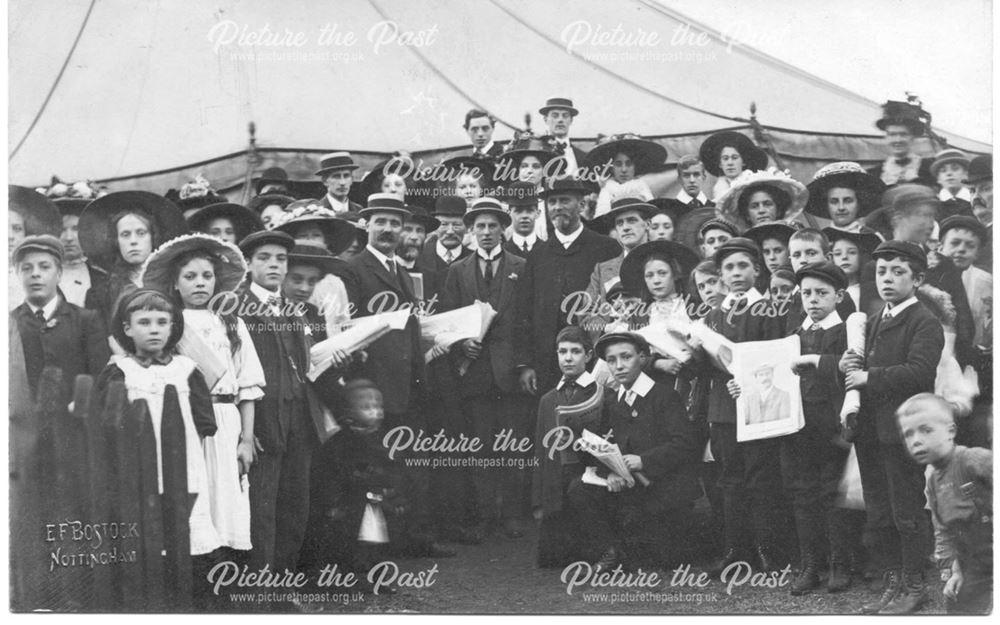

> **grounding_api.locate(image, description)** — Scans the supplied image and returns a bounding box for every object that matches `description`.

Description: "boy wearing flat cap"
[702,238,786,576]
[839,240,944,614]
[567,331,699,571]
[10,235,110,402]
[779,262,852,594]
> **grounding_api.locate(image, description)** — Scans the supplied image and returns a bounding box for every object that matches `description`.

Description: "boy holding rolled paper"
[781,262,852,594]
[838,240,944,614]
[567,331,700,572]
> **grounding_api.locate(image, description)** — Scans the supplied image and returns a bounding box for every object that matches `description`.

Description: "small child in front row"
[897,393,992,615]
[93,289,221,601]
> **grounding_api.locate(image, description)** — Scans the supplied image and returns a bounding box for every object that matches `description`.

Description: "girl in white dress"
[141,233,265,555]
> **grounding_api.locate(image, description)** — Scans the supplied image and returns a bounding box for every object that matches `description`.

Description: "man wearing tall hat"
[868,101,935,188]
[417,195,473,303]
[464,109,506,160]
[441,197,530,540]
[515,178,621,394]
[502,181,545,257]
[342,194,453,556]
[539,97,589,179]
[316,152,363,215]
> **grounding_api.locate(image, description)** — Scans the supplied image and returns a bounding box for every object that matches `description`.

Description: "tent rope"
[365,0,524,134]
[486,0,748,125]
[9,0,98,160]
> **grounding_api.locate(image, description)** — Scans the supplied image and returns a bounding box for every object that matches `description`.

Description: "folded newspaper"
[634,323,694,363]
[307,309,409,382]
[576,429,635,488]
[669,317,735,374]
[419,301,497,365]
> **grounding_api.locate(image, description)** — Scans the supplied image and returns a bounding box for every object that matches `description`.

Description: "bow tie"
[554,140,568,150]
[266,295,282,308]
[894,157,912,166]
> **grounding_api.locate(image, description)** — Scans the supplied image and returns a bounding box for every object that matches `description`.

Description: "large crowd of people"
[8,96,993,614]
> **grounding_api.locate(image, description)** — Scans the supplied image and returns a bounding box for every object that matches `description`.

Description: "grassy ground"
[295,524,946,615]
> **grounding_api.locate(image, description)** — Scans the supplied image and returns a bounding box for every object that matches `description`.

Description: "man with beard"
[418,195,473,303]
[515,178,621,394]
[342,193,454,558]
[395,205,440,305]
[464,109,505,160]
[316,152,363,215]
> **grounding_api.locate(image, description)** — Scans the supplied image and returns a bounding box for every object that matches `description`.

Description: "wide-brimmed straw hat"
[805,162,885,218]
[716,168,809,231]
[139,232,248,295]
[274,200,358,256]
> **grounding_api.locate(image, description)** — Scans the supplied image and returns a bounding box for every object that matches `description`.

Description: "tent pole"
[240,122,258,206]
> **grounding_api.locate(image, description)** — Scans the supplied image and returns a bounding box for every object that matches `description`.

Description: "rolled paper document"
[839,312,868,428]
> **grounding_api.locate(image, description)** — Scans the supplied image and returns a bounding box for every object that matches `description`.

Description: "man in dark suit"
[417,195,472,303]
[237,229,327,575]
[515,178,621,394]
[743,364,792,425]
[10,235,109,401]
[675,155,714,210]
[341,194,453,556]
[52,197,108,309]
[867,101,934,189]
[315,152,364,215]
[464,109,505,160]
[568,332,699,570]
[538,97,589,180]
[502,181,544,258]
[395,205,440,305]
[441,198,529,540]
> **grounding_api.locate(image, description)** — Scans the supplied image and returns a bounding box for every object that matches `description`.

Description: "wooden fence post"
[159,385,193,610]
[136,397,167,611]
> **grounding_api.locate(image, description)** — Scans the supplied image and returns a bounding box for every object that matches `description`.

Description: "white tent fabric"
[8,0,991,190]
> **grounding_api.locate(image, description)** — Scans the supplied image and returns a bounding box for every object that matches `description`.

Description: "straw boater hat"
[586,133,668,176]
[359,193,413,220]
[187,202,264,242]
[717,168,809,231]
[79,190,188,272]
[593,197,655,235]
[929,149,971,178]
[8,185,62,237]
[139,232,248,296]
[698,131,768,178]
[539,97,579,117]
[805,161,885,219]
[619,239,701,294]
[463,197,512,229]
[274,200,358,256]
[314,152,360,177]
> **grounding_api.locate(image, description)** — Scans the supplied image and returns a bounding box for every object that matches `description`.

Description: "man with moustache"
[418,195,473,303]
[341,193,453,557]
[515,178,621,395]
[315,152,364,215]
[395,205,441,304]
[464,109,505,160]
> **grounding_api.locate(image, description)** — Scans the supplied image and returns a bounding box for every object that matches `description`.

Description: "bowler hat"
[795,261,848,291]
[539,97,579,117]
[540,177,591,199]
[432,195,468,218]
[966,154,992,185]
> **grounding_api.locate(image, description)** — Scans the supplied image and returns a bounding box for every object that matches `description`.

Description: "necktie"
[689,199,702,209]
[882,307,892,320]
[522,240,529,253]
[623,389,637,406]
[809,323,821,331]
[445,250,454,263]
[895,157,912,166]
[34,309,46,324]
[482,256,494,283]
[387,259,397,276]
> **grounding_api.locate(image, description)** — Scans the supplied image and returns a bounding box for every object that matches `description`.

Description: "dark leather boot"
[860,568,901,614]
[826,557,852,593]
[790,549,821,595]
[878,568,928,614]
[755,544,778,573]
